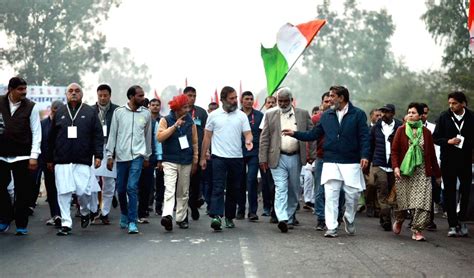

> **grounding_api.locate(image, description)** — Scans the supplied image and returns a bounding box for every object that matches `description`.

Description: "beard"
[222,101,238,112]
[331,100,342,110]
[280,105,291,113]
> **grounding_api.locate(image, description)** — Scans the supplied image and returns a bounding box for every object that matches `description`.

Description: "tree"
[422,0,474,91]
[98,48,152,106]
[0,0,121,85]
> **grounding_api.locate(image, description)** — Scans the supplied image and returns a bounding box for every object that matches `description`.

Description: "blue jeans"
[116,157,144,223]
[313,158,345,222]
[237,155,259,215]
[209,156,243,219]
[270,154,301,222]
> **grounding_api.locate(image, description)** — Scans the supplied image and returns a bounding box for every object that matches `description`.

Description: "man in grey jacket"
[106,85,152,234]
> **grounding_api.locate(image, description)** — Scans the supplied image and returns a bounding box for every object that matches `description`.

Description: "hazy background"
[0,0,471,119]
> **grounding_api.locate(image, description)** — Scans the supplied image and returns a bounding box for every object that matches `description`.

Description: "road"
[1,197,473,277]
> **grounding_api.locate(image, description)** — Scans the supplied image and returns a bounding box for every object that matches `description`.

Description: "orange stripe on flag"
[296,19,326,47]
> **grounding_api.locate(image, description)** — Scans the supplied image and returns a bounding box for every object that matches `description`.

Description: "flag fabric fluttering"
[261,19,326,96]
[210,88,219,103]
[469,0,474,53]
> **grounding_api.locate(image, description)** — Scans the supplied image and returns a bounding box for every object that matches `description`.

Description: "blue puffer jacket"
[292,102,370,164]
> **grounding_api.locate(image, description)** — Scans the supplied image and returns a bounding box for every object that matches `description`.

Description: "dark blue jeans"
[209,156,243,219]
[237,155,259,215]
[116,157,144,223]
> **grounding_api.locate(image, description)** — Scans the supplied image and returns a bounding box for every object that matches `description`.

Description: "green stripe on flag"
[261,44,289,96]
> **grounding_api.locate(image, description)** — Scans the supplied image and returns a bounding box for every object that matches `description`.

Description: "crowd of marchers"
[0,76,472,242]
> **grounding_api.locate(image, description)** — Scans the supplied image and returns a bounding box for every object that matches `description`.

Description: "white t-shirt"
[205,107,251,158]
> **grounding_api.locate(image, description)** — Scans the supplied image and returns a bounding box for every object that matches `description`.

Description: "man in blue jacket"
[283,86,370,238]
[369,104,402,231]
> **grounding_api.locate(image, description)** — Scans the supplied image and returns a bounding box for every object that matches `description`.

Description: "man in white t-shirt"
[200,86,252,231]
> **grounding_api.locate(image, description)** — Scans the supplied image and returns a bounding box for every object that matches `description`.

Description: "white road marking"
[239,238,258,278]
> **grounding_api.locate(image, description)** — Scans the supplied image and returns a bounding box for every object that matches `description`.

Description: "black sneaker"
[80,214,90,228]
[315,220,326,231]
[236,212,245,220]
[191,207,200,220]
[155,207,163,216]
[161,215,173,231]
[382,221,392,231]
[278,221,288,233]
[426,222,437,231]
[112,196,118,208]
[270,217,278,224]
[177,220,189,229]
[57,226,72,236]
[99,214,110,225]
[248,213,259,222]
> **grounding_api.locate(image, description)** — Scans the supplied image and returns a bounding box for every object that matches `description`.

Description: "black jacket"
[190,105,207,153]
[92,102,119,140]
[369,118,402,167]
[47,103,103,166]
[433,108,474,164]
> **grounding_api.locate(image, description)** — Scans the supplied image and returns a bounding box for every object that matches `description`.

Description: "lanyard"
[192,108,195,120]
[250,112,255,125]
[66,103,83,126]
[451,116,464,134]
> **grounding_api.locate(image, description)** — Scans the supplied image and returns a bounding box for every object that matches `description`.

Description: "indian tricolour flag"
[469,0,474,53]
[261,19,326,96]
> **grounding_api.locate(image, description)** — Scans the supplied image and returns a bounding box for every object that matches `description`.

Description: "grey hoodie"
[106,104,152,162]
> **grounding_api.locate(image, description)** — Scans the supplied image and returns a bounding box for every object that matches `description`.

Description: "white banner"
[0,85,67,118]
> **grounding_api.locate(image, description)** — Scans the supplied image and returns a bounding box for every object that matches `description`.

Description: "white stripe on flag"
[276,23,308,68]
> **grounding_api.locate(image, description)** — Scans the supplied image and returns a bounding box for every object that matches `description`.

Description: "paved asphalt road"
[1,197,473,277]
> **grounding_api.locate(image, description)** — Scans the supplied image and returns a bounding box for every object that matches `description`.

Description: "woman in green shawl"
[391,103,441,241]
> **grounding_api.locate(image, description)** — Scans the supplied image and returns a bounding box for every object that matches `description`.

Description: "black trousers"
[155,168,165,211]
[138,163,156,218]
[442,163,472,228]
[0,160,34,228]
[189,166,203,209]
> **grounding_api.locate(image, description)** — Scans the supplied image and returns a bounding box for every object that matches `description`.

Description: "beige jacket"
[259,107,315,168]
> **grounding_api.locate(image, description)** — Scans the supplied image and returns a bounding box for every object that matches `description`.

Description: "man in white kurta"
[283,86,370,238]
[47,83,103,236]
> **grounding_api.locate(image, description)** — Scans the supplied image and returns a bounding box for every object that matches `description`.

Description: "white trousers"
[324,179,361,230]
[58,192,91,228]
[162,162,191,222]
[92,176,116,216]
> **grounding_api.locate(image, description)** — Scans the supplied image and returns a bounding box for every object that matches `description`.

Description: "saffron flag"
[469,0,474,53]
[261,19,326,96]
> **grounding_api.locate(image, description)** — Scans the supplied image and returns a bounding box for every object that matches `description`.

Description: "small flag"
[261,19,326,96]
[214,88,219,103]
[253,98,260,109]
[469,0,474,53]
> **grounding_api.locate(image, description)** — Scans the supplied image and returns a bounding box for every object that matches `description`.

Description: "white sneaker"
[459,223,469,237]
[447,227,458,237]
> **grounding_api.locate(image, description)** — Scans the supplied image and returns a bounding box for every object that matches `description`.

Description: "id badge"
[68,126,77,139]
[102,125,107,137]
[455,134,465,149]
[194,118,202,126]
[178,136,189,149]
